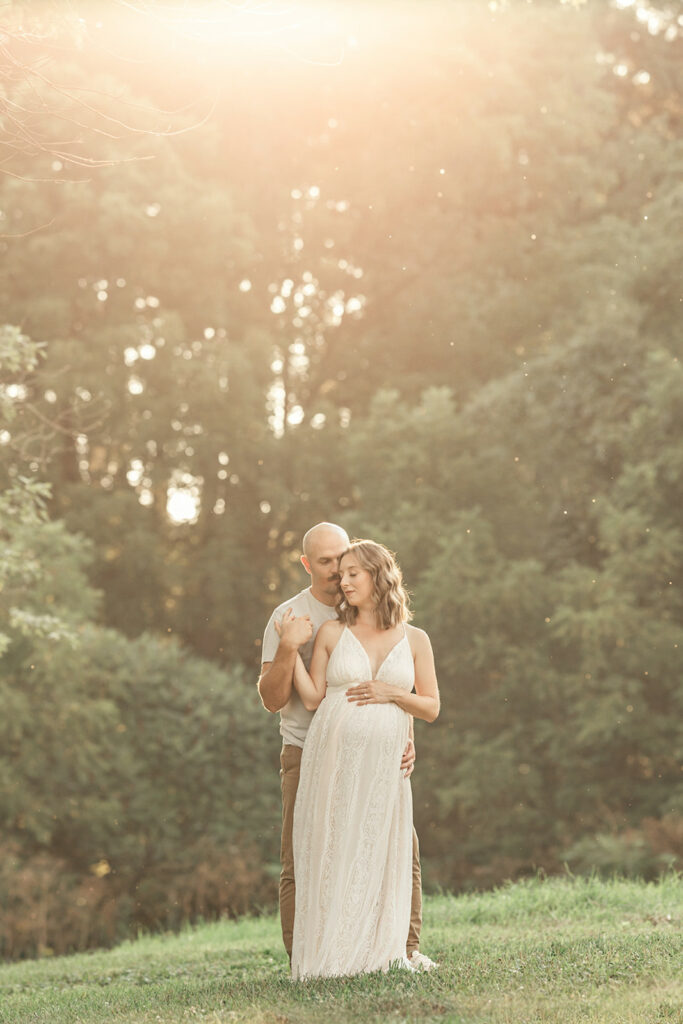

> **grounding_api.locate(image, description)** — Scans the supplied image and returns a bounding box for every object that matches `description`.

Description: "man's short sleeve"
[261,610,281,665]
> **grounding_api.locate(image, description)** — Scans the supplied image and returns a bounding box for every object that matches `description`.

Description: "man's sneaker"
[408,950,438,972]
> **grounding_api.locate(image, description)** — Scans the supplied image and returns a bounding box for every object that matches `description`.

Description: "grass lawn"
[0,874,681,1024]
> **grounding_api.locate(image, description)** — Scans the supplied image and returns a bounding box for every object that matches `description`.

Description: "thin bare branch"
[0,214,58,234]
[0,2,216,183]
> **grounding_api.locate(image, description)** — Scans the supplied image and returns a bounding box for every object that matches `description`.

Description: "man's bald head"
[302,522,349,559]
[301,523,350,604]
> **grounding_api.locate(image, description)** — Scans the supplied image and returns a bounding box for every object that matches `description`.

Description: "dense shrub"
[0,627,280,958]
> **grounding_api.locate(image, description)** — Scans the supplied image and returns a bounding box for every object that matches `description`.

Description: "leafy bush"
[563,817,683,880]
[0,626,280,958]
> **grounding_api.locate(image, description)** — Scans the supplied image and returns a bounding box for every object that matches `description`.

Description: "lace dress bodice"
[326,625,415,693]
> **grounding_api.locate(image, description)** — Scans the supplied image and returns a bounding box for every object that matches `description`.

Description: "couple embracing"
[258,523,440,981]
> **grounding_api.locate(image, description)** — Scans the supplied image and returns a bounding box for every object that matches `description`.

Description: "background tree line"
[1,0,681,958]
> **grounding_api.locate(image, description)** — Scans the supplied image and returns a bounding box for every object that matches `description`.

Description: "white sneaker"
[409,950,438,972]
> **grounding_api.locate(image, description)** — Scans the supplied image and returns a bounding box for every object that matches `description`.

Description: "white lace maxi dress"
[291,625,414,980]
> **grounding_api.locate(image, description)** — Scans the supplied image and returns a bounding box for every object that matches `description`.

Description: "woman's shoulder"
[405,623,432,649]
[317,619,344,640]
[405,622,428,637]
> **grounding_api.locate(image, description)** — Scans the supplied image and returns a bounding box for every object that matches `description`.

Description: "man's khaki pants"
[280,743,423,961]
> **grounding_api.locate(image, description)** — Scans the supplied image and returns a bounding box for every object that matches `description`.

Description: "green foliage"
[356,326,683,889]
[0,328,97,656]
[0,326,44,404]
[0,625,279,958]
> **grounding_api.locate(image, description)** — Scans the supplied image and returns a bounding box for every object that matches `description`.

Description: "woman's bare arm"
[290,620,340,711]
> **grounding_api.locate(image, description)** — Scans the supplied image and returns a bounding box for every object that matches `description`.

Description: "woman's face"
[339,553,374,607]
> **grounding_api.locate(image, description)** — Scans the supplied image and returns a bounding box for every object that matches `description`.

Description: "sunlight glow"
[267,381,286,438]
[167,471,202,524]
[127,459,145,487]
[118,2,349,66]
[167,490,197,523]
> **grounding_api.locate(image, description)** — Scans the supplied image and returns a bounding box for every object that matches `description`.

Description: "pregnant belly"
[325,696,408,760]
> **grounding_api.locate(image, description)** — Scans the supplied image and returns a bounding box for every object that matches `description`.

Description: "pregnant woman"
[284,539,440,980]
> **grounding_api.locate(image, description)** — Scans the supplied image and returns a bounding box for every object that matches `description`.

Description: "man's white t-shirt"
[261,587,338,749]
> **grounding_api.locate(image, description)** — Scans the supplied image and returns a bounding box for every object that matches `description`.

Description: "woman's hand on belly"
[346,680,398,706]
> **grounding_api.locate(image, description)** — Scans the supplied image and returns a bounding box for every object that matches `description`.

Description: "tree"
[0,325,98,656]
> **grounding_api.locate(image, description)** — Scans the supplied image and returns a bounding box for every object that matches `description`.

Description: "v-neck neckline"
[345,625,407,679]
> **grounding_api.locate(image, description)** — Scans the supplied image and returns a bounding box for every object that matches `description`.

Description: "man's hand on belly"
[401,737,416,778]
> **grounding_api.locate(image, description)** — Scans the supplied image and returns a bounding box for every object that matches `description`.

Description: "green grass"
[1,875,681,1024]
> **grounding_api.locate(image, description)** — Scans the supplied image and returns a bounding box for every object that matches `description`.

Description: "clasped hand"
[274,607,313,648]
[346,679,395,706]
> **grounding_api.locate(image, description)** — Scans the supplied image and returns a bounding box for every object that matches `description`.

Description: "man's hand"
[400,737,416,779]
[275,608,313,650]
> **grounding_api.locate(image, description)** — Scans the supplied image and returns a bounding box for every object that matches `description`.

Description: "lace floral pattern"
[291,627,414,980]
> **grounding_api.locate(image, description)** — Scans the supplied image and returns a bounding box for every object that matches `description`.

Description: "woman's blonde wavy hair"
[335,539,412,629]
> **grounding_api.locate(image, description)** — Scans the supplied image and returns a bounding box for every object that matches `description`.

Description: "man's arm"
[257,612,313,713]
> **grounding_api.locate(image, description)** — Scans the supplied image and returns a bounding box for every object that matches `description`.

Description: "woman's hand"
[346,680,397,706]
[274,608,313,650]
